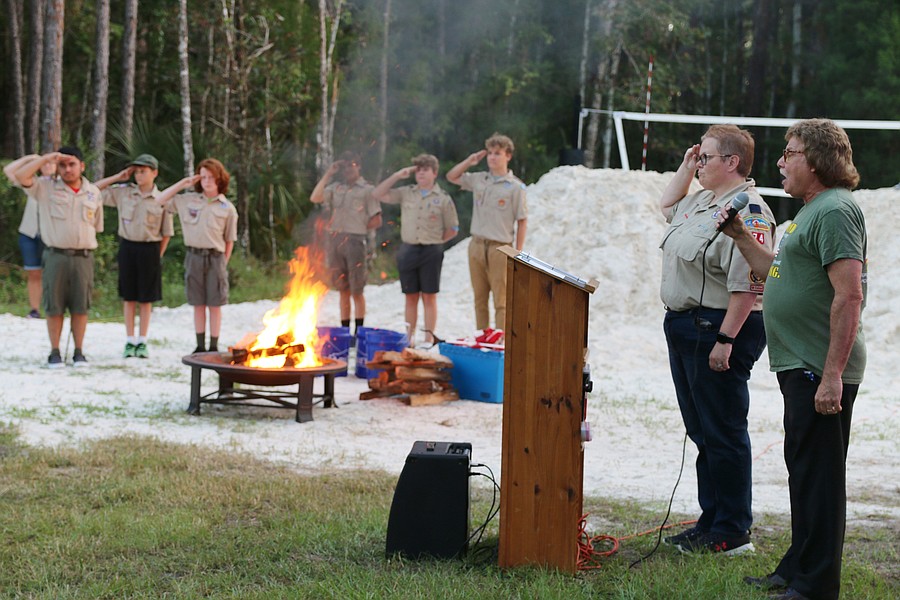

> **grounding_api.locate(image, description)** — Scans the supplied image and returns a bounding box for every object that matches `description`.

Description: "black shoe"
[768,588,810,600]
[663,525,705,546]
[744,573,789,591]
[676,531,754,556]
[193,346,206,354]
[72,350,89,368]
[47,349,64,369]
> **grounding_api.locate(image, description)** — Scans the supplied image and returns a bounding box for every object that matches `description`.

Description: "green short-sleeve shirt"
[763,188,867,383]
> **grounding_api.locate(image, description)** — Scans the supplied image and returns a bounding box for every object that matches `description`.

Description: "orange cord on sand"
[576,514,699,571]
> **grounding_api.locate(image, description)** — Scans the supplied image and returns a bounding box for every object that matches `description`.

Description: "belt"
[187,247,222,256]
[47,247,92,257]
[471,235,509,245]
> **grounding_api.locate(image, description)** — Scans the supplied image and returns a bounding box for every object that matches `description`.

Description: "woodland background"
[1,0,898,271]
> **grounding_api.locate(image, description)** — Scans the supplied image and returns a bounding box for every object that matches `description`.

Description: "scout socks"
[194,333,206,354]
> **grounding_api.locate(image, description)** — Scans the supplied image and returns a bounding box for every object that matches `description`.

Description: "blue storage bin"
[355,327,408,379]
[438,343,504,403]
[317,326,351,377]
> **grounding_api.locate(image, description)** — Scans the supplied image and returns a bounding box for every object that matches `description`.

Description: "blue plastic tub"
[356,328,408,379]
[438,343,504,403]
[317,326,351,377]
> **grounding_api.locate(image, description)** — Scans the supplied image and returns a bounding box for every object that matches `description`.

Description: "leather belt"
[187,247,222,256]
[47,247,91,257]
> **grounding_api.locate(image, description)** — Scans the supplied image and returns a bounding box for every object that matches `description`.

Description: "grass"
[0,426,896,599]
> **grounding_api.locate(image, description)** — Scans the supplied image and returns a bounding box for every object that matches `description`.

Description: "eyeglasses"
[782,148,804,162]
[697,153,732,166]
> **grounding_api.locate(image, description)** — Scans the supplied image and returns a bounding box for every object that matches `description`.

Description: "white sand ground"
[1,167,897,526]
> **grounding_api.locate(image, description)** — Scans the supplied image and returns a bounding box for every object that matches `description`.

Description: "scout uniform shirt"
[17,180,46,238]
[381,184,459,245]
[169,192,238,253]
[103,183,174,242]
[26,176,103,250]
[323,179,381,235]
[458,171,528,244]
[659,180,775,312]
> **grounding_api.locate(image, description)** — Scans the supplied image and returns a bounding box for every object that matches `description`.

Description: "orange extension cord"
[576,515,699,571]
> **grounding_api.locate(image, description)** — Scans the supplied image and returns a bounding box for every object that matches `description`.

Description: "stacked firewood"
[360,347,459,406]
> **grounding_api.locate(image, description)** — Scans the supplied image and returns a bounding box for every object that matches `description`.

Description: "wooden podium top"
[497,246,598,293]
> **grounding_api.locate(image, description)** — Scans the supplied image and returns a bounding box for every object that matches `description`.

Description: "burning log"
[360,347,458,405]
[230,342,305,366]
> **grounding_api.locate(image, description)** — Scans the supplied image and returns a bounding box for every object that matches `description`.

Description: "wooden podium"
[497,247,597,573]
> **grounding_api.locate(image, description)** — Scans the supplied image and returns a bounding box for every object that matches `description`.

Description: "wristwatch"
[716,332,735,345]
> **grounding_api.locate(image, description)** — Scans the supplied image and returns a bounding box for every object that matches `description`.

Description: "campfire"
[230,247,330,369]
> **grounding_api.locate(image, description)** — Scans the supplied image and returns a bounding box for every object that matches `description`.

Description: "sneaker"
[47,349,64,369]
[72,350,89,368]
[744,573,789,591]
[134,342,149,359]
[663,525,705,546]
[675,531,754,556]
[27,309,41,319]
[124,342,137,358]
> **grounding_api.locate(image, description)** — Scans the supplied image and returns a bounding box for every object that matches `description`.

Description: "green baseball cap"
[128,154,159,170]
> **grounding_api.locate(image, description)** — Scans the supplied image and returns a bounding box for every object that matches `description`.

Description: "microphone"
[715,191,750,236]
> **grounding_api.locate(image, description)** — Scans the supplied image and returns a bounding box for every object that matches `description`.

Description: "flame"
[244,247,330,368]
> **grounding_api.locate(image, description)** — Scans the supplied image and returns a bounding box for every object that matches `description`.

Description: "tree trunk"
[377,0,391,179]
[600,40,621,168]
[578,0,592,105]
[178,0,194,176]
[583,0,618,168]
[40,0,64,153]
[316,0,344,175]
[5,0,26,157]
[786,0,802,119]
[220,0,235,133]
[233,0,250,254]
[120,0,138,148]
[89,0,110,180]
[744,0,777,116]
[25,0,44,154]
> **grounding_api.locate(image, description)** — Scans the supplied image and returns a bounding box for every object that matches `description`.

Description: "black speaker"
[385,441,471,559]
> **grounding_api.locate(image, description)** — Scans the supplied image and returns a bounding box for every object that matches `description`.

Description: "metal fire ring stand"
[181,352,348,423]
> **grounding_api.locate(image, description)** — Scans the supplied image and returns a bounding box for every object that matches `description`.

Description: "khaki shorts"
[328,232,368,295]
[42,249,94,315]
[184,249,229,306]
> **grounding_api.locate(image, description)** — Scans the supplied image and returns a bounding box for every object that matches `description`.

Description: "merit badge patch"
[744,214,770,245]
[497,198,507,208]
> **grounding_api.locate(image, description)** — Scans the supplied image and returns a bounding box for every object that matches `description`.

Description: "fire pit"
[182,352,348,423]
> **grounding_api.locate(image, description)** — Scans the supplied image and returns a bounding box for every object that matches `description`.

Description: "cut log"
[395,366,452,381]
[400,380,453,394]
[359,389,396,400]
[404,390,459,406]
[401,347,454,367]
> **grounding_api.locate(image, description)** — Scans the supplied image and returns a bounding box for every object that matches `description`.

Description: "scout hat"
[128,154,159,170]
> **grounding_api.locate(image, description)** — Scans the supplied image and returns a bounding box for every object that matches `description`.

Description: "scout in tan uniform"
[447,133,528,331]
[310,151,382,337]
[157,158,238,353]
[3,154,56,319]
[373,154,459,347]
[95,154,174,358]
[13,147,103,368]
[657,125,776,555]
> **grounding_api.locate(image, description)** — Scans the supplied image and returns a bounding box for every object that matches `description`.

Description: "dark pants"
[774,369,857,600]
[663,308,766,536]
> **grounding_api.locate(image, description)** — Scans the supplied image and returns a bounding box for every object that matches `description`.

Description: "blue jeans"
[663,308,766,536]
